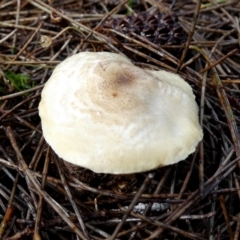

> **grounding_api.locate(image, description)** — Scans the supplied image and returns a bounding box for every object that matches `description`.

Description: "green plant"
[5,70,31,91]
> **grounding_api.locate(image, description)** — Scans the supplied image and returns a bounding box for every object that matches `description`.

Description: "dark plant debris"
[0,0,240,239]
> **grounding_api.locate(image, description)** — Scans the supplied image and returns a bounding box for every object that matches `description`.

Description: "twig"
[108,173,154,240]
[200,48,238,73]
[0,174,18,239]
[177,0,202,71]
[33,146,50,240]
[6,126,88,240]
[4,22,43,70]
[54,156,90,239]
[219,195,233,240]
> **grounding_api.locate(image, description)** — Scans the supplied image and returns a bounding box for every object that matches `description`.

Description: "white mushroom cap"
[38,52,203,174]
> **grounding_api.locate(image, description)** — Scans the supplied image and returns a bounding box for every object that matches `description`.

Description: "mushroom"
[38,52,203,174]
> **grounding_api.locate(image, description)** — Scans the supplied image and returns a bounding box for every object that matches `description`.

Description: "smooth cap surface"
[39,52,203,174]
